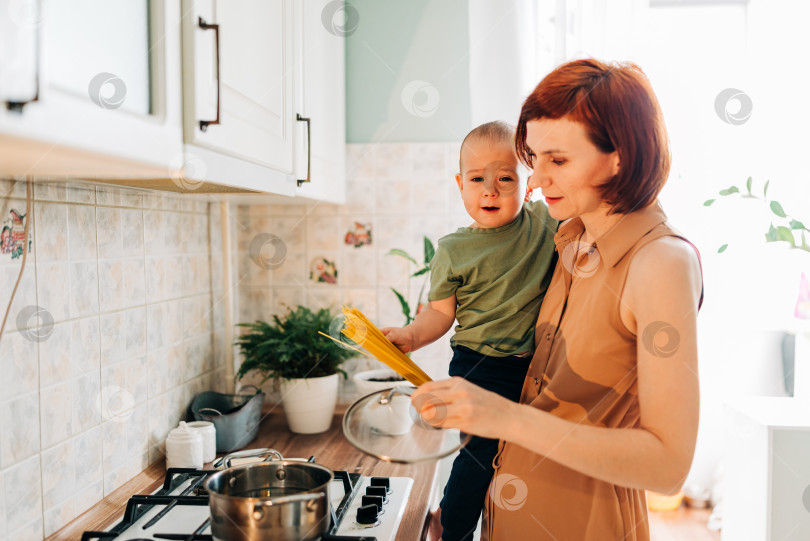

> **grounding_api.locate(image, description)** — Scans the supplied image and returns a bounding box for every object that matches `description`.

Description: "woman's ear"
[610,151,620,176]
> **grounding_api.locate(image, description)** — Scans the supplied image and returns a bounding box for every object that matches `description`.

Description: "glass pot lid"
[342,386,472,464]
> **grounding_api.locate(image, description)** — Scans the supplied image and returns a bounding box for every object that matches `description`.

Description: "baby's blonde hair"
[459,121,516,172]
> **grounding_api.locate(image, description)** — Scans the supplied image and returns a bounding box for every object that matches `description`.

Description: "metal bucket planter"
[190,386,265,453]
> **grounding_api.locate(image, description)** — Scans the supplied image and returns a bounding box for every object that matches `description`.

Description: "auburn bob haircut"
[516,58,671,214]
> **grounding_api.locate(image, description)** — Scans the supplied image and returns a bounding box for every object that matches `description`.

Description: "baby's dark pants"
[439,345,532,541]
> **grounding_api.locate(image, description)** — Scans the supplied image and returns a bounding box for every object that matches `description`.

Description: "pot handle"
[238,384,260,396]
[253,491,324,511]
[215,447,284,468]
[198,407,222,417]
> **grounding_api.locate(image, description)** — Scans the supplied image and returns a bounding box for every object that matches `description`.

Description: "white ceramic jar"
[165,421,203,470]
[187,420,217,463]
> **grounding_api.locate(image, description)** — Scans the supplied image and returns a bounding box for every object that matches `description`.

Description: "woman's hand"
[410,377,520,440]
[380,326,416,353]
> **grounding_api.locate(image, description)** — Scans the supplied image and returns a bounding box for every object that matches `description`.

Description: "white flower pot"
[353,368,407,397]
[278,373,339,434]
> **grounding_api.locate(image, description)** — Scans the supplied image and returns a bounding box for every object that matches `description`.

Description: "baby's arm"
[381,295,456,353]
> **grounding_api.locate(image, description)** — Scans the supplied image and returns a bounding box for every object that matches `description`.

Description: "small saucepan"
[204,458,333,541]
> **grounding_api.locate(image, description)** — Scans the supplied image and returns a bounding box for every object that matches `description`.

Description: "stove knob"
[362,494,385,511]
[370,477,391,493]
[356,503,379,525]
[365,485,388,501]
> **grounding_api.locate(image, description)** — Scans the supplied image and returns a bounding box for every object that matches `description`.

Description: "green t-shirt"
[428,201,558,357]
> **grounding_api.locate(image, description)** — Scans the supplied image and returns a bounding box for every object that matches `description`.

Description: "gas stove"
[79,462,413,541]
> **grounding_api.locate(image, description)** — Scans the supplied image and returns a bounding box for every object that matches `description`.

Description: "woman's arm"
[381,295,456,353]
[412,237,702,494]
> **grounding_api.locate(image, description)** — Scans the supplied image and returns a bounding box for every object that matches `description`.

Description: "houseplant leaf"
[719,186,739,196]
[386,248,418,266]
[423,237,435,265]
[717,244,728,253]
[770,200,787,218]
[390,288,413,325]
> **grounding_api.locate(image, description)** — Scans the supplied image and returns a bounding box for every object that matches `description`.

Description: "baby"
[382,121,558,541]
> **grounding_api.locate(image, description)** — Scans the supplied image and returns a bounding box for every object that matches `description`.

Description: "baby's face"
[455,140,524,229]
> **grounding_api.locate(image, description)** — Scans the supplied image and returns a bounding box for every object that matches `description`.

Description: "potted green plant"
[235,305,356,434]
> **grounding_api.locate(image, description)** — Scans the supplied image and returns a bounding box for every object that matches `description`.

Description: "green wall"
[345,0,471,143]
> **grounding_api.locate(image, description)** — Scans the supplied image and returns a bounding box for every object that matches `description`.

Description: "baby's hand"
[381,326,416,353]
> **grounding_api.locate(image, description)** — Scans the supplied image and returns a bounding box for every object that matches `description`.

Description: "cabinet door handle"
[296,114,311,186]
[4,0,41,113]
[197,16,221,132]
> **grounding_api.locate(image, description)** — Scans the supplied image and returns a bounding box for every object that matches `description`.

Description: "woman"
[413,58,703,540]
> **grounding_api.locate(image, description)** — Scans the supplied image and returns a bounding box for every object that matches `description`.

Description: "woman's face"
[525,117,619,222]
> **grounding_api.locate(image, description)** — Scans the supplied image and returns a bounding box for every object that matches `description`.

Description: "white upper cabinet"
[0,0,182,178]
[181,0,297,195]
[291,0,347,204]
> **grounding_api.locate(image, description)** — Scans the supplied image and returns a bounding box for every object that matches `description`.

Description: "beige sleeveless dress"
[483,201,703,540]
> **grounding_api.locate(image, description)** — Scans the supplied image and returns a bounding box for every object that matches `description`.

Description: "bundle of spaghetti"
[340,306,432,386]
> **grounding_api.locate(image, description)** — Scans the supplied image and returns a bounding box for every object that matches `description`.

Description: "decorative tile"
[124,307,147,360]
[99,311,125,366]
[272,252,306,287]
[34,182,66,202]
[374,143,412,180]
[342,180,376,214]
[343,219,373,248]
[308,255,338,285]
[126,355,149,406]
[2,455,42,534]
[0,392,40,467]
[147,348,169,397]
[412,143,448,179]
[36,261,70,323]
[8,518,44,541]
[98,260,123,312]
[66,185,96,205]
[164,256,184,300]
[101,419,128,473]
[342,289,378,318]
[143,209,166,256]
[95,187,121,207]
[70,260,99,317]
[373,214,411,254]
[68,205,97,260]
[72,371,101,434]
[0,200,33,261]
[411,178,449,214]
[73,426,103,490]
[272,287,305,316]
[375,179,410,212]
[39,382,73,450]
[96,207,123,259]
[34,202,68,262]
[41,439,75,509]
[345,144,375,181]
[145,256,166,302]
[377,251,411,287]
[0,262,37,329]
[306,216,341,251]
[0,328,38,401]
[122,258,146,308]
[43,496,75,537]
[341,250,377,287]
[74,480,103,516]
[126,405,149,457]
[102,464,129,497]
[121,208,144,258]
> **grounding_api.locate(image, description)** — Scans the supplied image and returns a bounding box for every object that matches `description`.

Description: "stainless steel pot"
[204,460,333,541]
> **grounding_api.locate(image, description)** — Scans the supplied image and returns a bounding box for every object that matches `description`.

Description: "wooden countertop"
[48,410,439,541]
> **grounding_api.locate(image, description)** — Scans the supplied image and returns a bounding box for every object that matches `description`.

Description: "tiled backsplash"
[0,181,227,539]
[0,141,466,539]
[236,142,467,402]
